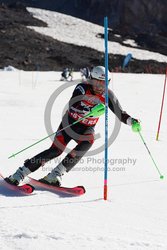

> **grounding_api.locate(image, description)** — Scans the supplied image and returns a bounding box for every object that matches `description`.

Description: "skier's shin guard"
[24,146,63,172]
[62,141,93,172]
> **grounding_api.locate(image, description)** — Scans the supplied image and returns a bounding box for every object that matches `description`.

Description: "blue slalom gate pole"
[104,16,109,200]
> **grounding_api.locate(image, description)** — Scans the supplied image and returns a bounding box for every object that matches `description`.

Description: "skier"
[60,68,69,81]
[6,66,141,187]
[68,68,74,81]
[80,67,90,80]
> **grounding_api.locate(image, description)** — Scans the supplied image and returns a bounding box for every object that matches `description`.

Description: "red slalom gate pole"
[156,68,167,141]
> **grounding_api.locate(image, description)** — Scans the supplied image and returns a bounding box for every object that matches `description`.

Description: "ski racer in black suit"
[7,66,140,186]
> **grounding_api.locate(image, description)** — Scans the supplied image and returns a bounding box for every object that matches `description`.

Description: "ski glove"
[132,120,141,132]
[127,117,141,132]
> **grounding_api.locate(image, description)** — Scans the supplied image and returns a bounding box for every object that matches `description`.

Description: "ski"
[0,172,34,195]
[28,177,86,196]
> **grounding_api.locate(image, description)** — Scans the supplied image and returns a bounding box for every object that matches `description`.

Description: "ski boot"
[39,163,66,187]
[5,166,31,186]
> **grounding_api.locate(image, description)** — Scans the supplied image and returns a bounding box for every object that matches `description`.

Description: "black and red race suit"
[24,82,131,172]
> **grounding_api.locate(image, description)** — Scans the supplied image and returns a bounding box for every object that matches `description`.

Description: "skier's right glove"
[127,117,141,132]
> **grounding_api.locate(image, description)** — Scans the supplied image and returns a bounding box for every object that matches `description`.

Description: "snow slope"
[0,71,167,250]
[27,7,167,63]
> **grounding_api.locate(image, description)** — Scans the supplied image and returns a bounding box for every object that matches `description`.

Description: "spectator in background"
[61,68,69,81]
[80,67,90,80]
[61,68,74,81]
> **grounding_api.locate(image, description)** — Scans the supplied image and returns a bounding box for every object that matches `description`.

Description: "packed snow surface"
[0,71,167,250]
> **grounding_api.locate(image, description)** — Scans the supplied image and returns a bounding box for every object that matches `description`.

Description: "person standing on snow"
[60,68,69,81]
[6,66,141,187]
[80,67,90,80]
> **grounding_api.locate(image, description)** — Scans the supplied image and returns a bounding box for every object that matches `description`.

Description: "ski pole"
[8,103,105,159]
[132,121,164,179]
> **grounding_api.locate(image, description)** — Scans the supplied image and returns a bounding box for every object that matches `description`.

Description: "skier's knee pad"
[51,133,67,153]
[77,133,95,145]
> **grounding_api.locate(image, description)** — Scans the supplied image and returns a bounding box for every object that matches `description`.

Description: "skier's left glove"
[127,117,141,132]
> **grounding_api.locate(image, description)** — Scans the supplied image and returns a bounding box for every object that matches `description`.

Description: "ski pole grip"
[89,103,105,117]
[132,120,141,132]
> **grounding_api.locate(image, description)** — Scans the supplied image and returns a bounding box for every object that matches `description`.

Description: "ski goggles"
[92,78,110,90]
